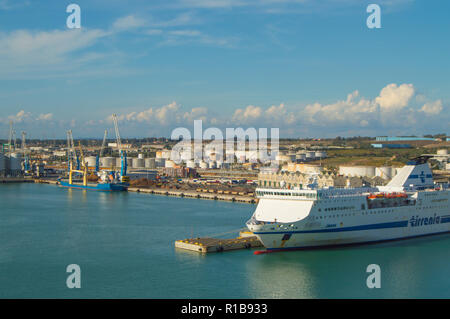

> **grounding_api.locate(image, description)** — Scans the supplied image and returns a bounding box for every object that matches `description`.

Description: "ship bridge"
[255,188,317,200]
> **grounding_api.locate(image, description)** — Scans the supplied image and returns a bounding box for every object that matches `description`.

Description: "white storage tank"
[0,153,5,171]
[339,166,376,177]
[199,161,208,169]
[161,150,171,159]
[376,167,394,179]
[276,154,291,163]
[145,158,156,169]
[165,160,175,168]
[138,153,144,159]
[437,149,448,156]
[305,151,315,159]
[9,153,22,171]
[116,157,122,167]
[209,152,217,162]
[221,162,230,170]
[186,160,196,169]
[209,161,217,169]
[101,157,115,168]
[132,158,145,168]
[86,156,97,168]
[286,153,296,162]
[315,151,327,158]
[180,151,192,162]
[155,158,166,167]
[126,158,133,167]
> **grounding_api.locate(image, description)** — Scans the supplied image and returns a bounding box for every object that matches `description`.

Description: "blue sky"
[0,0,449,139]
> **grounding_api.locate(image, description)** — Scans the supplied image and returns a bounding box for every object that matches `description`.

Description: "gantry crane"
[112,114,128,182]
[95,129,107,173]
[7,121,15,155]
[68,141,88,186]
[66,130,80,172]
[21,131,30,173]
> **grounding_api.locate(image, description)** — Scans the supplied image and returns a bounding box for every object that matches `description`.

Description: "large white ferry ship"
[246,157,450,251]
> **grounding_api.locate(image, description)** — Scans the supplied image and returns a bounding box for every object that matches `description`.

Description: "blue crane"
[95,129,108,173]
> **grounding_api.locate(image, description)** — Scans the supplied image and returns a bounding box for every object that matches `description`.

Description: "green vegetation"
[309,148,429,169]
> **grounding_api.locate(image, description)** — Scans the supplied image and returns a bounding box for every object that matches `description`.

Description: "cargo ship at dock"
[58,114,129,192]
[247,157,450,251]
[58,178,128,191]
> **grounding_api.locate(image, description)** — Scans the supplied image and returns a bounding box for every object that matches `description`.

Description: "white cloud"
[1,110,54,125]
[304,90,377,126]
[150,12,197,27]
[113,15,148,31]
[114,102,183,126]
[168,30,202,37]
[420,100,443,115]
[375,83,415,111]
[6,110,32,123]
[36,113,53,121]
[232,105,262,123]
[155,102,180,124]
[145,29,164,35]
[183,107,208,122]
[0,28,110,78]
[10,83,442,138]
[265,103,296,124]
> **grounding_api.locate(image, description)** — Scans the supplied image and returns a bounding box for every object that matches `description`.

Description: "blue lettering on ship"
[409,214,450,227]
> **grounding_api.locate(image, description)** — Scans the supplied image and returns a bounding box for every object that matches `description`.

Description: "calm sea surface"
[0,183,449,298]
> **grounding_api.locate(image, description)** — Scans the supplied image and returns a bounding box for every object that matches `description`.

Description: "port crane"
[112,114,128,182]
[66,130,80,172]
[6,121,16,155]
[21,131,30,173]
[68,141,88,186]
[95,129,108,173]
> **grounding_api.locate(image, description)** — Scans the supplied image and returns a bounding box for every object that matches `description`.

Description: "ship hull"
[248,161,450,251]
[252,215,450,250]
[59,180,128,191]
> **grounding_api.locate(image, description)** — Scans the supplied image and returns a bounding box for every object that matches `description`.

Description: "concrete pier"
[175,232,262,253]
[0,177,34,183]
[127,187,257,204]
[29,181,257,204]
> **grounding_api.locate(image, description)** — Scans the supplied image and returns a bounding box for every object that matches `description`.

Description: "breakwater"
[32,179,257,204]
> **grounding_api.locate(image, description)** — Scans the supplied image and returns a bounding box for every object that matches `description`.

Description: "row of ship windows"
[311,209,395,219]
[319,206,356,212]
[257,191,316,198]
[309,206,448,220]
[260,181,303,188]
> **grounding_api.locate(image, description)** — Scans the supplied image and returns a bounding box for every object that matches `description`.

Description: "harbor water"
[0,183,449,298]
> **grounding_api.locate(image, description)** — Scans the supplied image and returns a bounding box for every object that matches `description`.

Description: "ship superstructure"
[247,157,450,251]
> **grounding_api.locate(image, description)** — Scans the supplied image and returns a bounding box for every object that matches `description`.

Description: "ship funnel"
[387,161,434,189]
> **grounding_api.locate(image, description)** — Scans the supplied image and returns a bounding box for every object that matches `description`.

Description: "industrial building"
[275,150,327,165]
[371,143,412,149]
[375,136,436,142]
[0,152,24,177]
[424,149,450,171]
[257,171,386,189]
[339,165,398,179]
